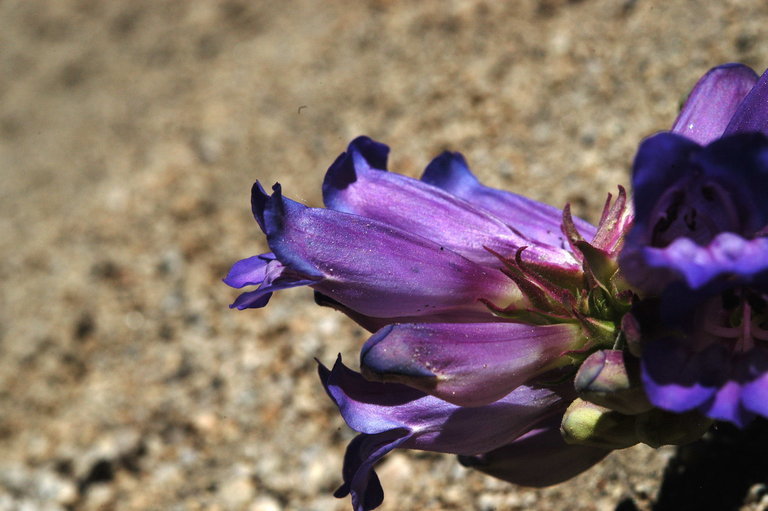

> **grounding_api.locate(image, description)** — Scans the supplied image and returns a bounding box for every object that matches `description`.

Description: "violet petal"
[263,184,518,318]
[725,66,768,137]
[333,431,410,511]
[226,254,317,310]
[641,233,768,290]
[360,322,583,406]
[641,338,729,413]
[320,357,568,453]
[738,348,768,419]
[319,357,568,511]
[323,139,579,268]
[672,63,758,145]
[458,419,609,487]
[421,151,597,245]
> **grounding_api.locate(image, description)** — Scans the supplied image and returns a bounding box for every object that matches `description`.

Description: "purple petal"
[323,140,579,269]
[360,322,583,406]
[725,66,768,137]
[250,181,270,231]
[733,347,768,420]
[333,431,410,511]
[672,63,758,145]
[223,253,274,288]
[319,357,568,511]
[263,184,518,318]
[628,132,702,238]
[458,419,609,487]
[641,233,768,291]
[641,338,729,413]
[421,151,597,245]
[225,253,317,310]
[622,133,768,293]
[705,379,754,428]
[320,357,568,453]
[313,291,514,333]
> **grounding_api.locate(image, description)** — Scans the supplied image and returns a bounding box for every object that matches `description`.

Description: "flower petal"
[223,253,274,289]
[319,357,569,511]
[320,357,569,453]
[705,379,754,428]
[323,138,579,268]
[360,322,583,406]
[641,233,768,291]
[628,132,702,238]
[458,419,609,487]
[741,348,768,419]
[622,133,768,293]
[672,63,759,145]
[724,66,768,137]
[225,253,317,310]
[421,151,597,245]
[262,183,518,318]
[333,431,410,511]
[641,338,729,413]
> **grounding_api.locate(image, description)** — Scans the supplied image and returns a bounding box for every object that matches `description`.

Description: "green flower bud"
[574,349,652,415]
[560,398,639,449]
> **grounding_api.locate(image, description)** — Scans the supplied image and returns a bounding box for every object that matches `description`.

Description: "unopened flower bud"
[560,398,639,449]
[574,349,652,415]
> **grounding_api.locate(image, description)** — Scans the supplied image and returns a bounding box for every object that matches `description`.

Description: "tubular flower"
[620,63,768,427]
[227,137,635,510]
[319,357,608,511]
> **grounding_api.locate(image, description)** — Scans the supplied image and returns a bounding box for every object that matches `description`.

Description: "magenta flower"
[620,63,768,427]
[227,137,630,510]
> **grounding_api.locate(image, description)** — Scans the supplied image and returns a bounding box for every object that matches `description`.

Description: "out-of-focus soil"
[1,1,767,510]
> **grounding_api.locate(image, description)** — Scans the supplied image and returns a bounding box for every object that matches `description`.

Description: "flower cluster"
[622,63,768,427]
[226,62,768,511]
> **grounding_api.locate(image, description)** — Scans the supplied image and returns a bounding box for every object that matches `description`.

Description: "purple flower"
[320,357,607,511]
[620,63,768,427]
[227,137,633,510]
[226,137,597,323]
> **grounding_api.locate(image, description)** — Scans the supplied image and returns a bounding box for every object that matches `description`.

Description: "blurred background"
[1,1,767,510]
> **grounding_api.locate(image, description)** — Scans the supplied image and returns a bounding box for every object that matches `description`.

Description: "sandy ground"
[2,1,768,510]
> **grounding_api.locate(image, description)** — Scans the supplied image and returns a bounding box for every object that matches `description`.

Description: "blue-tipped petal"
[672,63,759,145]
[264,184,518,318]
[421,151,597,246]
[742,348,768,418]
[641,233,768,291]
[458,419,610,487]
[360,322,583,406]
[250,181,270,231]
[641,339,729,413]
[333,431,410,511]
[705,379,754,428]
[323,142,580,269]
[725,66,768,137]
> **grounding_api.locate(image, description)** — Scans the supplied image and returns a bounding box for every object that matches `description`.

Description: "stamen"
[736,300,755,352]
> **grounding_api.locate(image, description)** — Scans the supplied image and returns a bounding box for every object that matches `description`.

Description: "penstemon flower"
[227,137,635,510]
[226,62,768,510]
[620,63,768,427]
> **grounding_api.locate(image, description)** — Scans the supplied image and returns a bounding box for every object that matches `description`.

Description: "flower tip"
[250,180,273,230]
[360,327,437,384]
[421,150,475,189]
[347,136,390,170]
